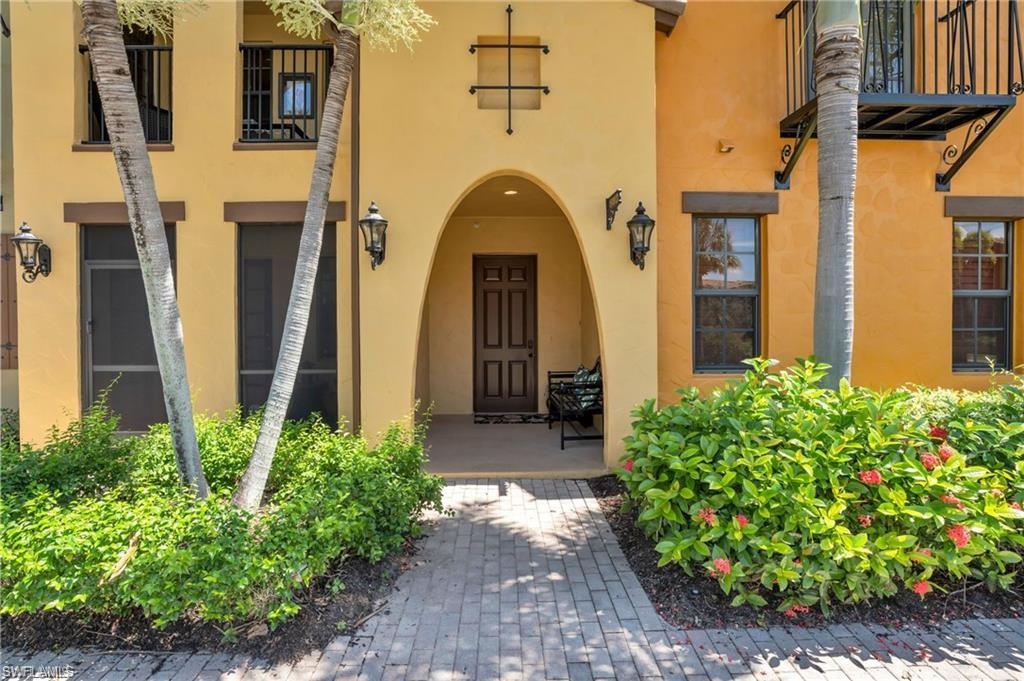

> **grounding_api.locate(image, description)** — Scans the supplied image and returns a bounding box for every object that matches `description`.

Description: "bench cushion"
[572,365,602,412]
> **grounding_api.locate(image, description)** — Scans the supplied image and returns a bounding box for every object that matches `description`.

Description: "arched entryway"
[415,175,604,476]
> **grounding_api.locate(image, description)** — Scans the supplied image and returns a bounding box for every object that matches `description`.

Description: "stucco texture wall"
[10,1,353,444]
[421,215,598,415]
[656,0,1024,405]
[358,1,658,466]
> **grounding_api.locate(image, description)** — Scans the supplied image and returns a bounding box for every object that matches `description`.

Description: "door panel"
[238,223,338,426]
[473,255,537,413]
[83,225,175,433]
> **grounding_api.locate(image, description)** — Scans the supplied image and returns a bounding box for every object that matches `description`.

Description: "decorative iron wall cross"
[469,4,550,135]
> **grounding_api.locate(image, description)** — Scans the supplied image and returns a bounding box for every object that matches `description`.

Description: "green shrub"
[904,372,1024,472]
[1,396,133,507]
[620,359,1024,615]
[1,404,445,630]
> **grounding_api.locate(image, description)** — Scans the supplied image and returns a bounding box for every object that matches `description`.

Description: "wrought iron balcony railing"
[81,44,173,144]
[239,44,334,144]
[774,0,1022,190]
[779,0,1023,118]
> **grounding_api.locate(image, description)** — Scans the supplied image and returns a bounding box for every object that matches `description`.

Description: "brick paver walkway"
[3,479,1023,680]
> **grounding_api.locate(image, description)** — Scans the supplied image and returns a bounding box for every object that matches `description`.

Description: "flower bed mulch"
[1,539,420,663]
[587,475,1023,630]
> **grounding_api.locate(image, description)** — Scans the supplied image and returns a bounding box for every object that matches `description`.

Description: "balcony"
[238,44,333,145]
[775,0,1022,189]
[81,44,173,144]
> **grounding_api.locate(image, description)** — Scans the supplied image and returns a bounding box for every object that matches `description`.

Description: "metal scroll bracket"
[774,113,817,190]
[936,106,1014,192]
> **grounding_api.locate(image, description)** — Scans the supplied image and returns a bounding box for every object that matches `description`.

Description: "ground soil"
[1,540,419,663]
[587,475,1023,630]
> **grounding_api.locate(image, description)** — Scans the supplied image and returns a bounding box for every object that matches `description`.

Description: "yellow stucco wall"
[656,0,1024,404]
[359,1,659,466]
[422,215,597,414]
[10,0,353,444]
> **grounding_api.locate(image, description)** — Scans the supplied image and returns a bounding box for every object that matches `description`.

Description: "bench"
[546,358,603,450]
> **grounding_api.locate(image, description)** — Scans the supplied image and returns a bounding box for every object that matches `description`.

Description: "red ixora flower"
[736,515,749,529]
[623,459,634,473]
[858,470,883,485]
[1012,501,1022,510]
[783,604,810,619]
[929,425,949,441]
[858,514,873,528]
[920,453,941,471]
[937,443,957,463]
[709,558,732,577]
[912,580,931,597]
[940,494,965,510]
[696,507,717,526]
[946,524,971,549]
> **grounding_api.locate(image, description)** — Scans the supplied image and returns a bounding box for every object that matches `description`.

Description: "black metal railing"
[239,44,333,143]
[81,44,173,144]
[778,0,1024,116]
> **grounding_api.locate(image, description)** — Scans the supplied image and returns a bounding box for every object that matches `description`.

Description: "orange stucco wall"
[656,0,1024,405]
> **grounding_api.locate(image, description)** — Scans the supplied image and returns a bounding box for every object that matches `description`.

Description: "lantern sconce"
[605,188,622,230]
[11,222,52,283]
[625,202,655,270]
[358,201,388,270]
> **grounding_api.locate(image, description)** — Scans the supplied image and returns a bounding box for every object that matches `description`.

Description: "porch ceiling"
[450,175,564,218]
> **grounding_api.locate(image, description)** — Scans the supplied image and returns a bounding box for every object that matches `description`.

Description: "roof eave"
[635,0,687,35]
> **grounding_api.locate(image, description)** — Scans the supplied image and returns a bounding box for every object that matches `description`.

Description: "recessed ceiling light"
[504,190,518,195]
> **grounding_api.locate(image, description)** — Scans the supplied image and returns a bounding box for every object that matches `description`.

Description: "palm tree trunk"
[233,28,359,511]
[813,0,861,389]
[81,0,208,496]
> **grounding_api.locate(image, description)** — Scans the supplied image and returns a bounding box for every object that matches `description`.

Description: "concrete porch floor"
[424,414,607,478]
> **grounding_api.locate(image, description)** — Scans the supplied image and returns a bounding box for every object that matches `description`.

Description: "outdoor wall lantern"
[626,202,655,270]
[358,201,388,270]
[605,188,622,230]
[11,222,51,283]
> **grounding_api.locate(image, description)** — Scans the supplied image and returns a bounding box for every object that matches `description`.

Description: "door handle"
[527,340,534,349]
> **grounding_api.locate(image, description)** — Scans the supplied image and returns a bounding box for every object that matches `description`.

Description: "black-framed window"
[280,73,315,119]
[952,220,1013,370]
[693,216,761,372]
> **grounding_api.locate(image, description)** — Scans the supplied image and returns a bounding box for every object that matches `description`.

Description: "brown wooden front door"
[473,255,538,413]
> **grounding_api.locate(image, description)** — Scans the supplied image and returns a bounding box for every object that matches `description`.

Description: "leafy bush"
[619,359,1024,615]
[2,395,134,504]
[904,372,1024,472]
[1,403,445,630]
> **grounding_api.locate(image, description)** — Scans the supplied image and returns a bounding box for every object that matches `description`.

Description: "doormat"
[474,413,548,425]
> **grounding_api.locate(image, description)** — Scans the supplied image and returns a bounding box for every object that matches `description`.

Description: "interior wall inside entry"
[415,176,599,416]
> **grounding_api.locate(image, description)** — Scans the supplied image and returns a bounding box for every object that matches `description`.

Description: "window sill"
[233,141,318,151]
[72,143,174,152]
[952,367,1007,374]
[692,369,747,376]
